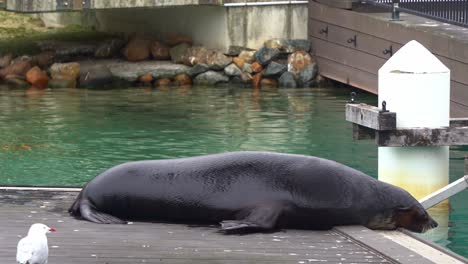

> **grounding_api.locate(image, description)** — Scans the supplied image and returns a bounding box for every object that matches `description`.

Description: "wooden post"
[377,40,450,240]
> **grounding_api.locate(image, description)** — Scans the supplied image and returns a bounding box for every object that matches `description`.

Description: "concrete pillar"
[378,40,450,239]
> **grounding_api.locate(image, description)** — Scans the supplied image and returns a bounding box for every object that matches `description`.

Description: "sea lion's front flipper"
[220,201,289,234]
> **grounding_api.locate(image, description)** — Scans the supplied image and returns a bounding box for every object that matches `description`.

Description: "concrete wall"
[37,4,308,51]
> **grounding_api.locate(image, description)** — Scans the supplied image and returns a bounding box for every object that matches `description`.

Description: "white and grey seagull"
[16,223,56,264]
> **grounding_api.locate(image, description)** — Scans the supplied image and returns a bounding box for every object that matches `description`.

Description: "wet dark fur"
[69,151,437,233]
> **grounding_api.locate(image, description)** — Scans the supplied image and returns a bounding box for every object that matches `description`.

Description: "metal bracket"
[383,45,393,56]
[347,35,357,47]
[319,26,329,37]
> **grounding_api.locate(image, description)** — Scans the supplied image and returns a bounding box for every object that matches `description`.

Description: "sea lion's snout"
[395,205,438,233]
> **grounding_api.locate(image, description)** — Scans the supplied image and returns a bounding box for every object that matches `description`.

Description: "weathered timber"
[449,118,468,128]
[346,103,397,131]
[376,127,468,147]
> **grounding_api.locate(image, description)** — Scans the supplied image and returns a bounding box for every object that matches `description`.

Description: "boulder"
[226,46,254,56]
[0,56,34,79]
[233,57,245,70]
[288,51,313,75]
[33,52,55,68]
[224,63,242,77]
[164,34,193,46]
[185,46,210,66]
[264,39,311,53]
[154,78,172,87]
[251,62,263,73]
[238,50,255,63]
[260,78,278,88]
[4,74,30,88]
[0,53,14,68]
[139,74,154,84]
[254,47,280,66]
[95,38,126,58]
[174,73,192,86]
[151,41,171,60]
[48,79,77,89]
[252,73,262,89]
[188,63,209,78]
[35,40,97,61]
[170,43,191,64]
[243,63,252,74]
[263,61,287,77]
[122,37,152,62]
[25,66,49,89]
[206,52,232,70]
[193,71,229,86]
[79,64,115,88]
[279,72,297,88]
[50,62,80,81]
[107,60,191,82]
[298,63,318,85]
[241,72,253,83]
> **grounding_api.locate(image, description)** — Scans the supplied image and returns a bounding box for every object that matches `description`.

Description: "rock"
[263,61,287,77]
[185,46,210,66]
[4,74,29,88]
[254,47,280,66]
[243,63,252,74]
[79,64,114,88]
[233,57,245,70]
[107,60,191,82]
[264,39,311,53]
[0,53,14,68]
[238,50,255,63]
[25,66,49,89]
[150,41,171,60]
[0,56,34,79]
[279,72,297,88]
[154,78,172,87]
[241,72,253,83]
[95,38,126,58]
[303,79,319,88]
[170,43,191,64]
[48,79,76,89]
[206,52,232,70]
[298,63,318,85]
[226,46,254,56]
[252,73,262,89]
[122,37,152,62]
[139,73,154,84]
[193,71,229,86]
[33,52,55,68]
[288,51,313,75]
[286,39,312,53]
[188,63,209,78]
[251,62,263,73]
[260,78,278,88]
[164,34,193,46]
[224,64,242,77]
[36,40,97,62]
[50,62,80,81]
[174,73,192,86]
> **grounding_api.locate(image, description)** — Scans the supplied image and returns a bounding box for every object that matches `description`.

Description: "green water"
[0,85,467,258]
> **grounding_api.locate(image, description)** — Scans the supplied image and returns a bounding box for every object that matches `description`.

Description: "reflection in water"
[0,86,467,257]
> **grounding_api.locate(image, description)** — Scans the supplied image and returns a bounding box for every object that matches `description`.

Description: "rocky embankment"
[0,34,318,89]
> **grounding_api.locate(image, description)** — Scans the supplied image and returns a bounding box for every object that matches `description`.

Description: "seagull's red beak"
[49,228,57,232]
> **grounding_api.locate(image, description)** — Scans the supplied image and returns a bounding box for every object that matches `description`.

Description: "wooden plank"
[376,126,468,146]
[0,190,392,264]
[346,103,396,130]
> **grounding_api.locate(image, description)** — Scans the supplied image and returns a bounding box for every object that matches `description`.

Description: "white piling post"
[378,40,450,238]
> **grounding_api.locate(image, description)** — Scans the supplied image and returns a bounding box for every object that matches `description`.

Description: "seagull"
[16,223,56,264]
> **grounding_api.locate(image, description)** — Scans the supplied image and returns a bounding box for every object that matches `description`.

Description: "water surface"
[0,85,466,258]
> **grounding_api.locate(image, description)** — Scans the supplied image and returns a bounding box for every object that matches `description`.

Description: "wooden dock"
[0,188,465,263]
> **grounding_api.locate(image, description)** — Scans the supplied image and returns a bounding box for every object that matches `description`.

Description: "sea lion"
[69,151,437,233]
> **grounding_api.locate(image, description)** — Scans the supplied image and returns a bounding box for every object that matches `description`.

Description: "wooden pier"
[0,188,465,264]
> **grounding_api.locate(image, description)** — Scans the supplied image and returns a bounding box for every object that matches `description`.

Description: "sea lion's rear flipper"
[69,194,127,224]
[220,202,289,234]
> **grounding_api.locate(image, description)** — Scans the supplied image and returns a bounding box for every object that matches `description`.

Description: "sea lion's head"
[366,183,438,233]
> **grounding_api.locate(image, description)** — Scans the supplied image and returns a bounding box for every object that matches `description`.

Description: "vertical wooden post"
[377,40,450,239]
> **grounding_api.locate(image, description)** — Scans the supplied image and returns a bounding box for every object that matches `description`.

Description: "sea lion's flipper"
[72,196,127,224]
[220,202,287,233]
